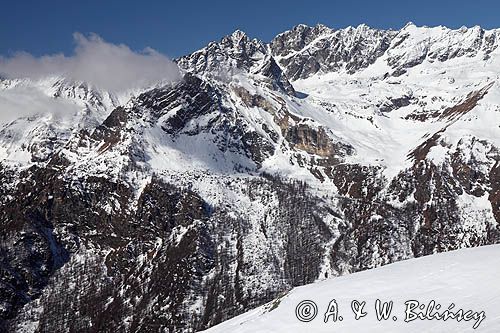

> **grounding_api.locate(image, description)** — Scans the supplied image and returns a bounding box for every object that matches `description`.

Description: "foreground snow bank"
[203,245,500,333]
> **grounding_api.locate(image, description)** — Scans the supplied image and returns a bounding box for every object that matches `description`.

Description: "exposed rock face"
[177,30,295,95]
[1,167,339,332]
[490,162,500,222]
[270,24,395,80]
[270,23,500,80]
[1,23,500,333]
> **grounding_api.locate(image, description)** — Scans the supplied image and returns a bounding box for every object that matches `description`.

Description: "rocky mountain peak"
[219,29,265,57]
[270,23,395,79]
[267,22,500,80]
[222,29,251,43]
[271,23,334,57]
[402,21,416,29]
[176,30,295,95]
[385,23,500,76]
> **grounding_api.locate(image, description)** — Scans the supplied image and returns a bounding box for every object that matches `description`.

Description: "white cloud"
[0,33,181,92]
[0,85,81,124]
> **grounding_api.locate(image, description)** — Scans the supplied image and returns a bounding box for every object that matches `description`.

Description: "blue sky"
[1,0,499,58]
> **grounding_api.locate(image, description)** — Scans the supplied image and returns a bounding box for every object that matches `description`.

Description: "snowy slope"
[203,245,500,333]
[0,77,120,166]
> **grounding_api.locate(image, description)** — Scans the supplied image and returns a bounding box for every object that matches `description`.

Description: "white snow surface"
[203,245,500,333]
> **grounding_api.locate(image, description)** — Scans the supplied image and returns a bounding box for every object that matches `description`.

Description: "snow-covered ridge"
[0,77,116,165]
[271,22,500,79]
[204,245,500,333]
[0,76,166,166]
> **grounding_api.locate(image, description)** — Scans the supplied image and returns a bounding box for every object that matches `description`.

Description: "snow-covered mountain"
[0,22,499,332]
[203,244,500,333]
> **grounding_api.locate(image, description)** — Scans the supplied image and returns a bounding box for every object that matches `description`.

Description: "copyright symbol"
[295,300,318,322]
